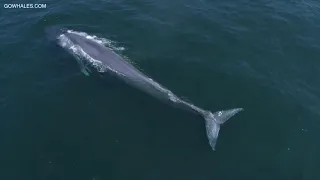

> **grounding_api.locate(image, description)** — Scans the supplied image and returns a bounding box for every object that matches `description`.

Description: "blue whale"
[48,28,243,150]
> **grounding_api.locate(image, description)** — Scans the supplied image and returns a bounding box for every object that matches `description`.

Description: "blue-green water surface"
[1,0,320,179]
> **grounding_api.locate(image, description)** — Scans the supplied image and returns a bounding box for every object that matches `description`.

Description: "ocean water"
[1,0,320,179]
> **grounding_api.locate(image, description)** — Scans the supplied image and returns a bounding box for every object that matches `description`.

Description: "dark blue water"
[1,0,320,179]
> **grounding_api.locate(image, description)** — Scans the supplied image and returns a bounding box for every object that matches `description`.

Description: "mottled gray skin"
[54,30,243,150]
[65,32,183,105]
[65,33,145,78]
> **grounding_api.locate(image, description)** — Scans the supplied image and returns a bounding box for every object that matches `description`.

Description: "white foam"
[146,77,205,113]
[57,33,125,76]
[145,77,179,102]
[66,29,125,51]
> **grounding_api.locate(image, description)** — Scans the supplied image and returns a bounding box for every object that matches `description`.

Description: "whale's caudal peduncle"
[49,28,244,150]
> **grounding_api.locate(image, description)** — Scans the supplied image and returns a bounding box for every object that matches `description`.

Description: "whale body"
[47,28,243,150]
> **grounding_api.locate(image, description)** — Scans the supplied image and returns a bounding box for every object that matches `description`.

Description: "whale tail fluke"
[203,108,243,150]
